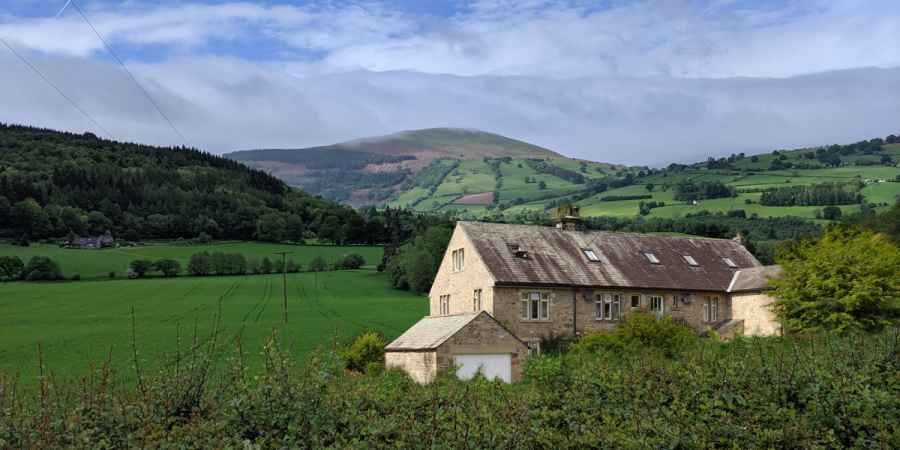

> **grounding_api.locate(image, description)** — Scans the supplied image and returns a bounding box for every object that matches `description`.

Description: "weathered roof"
[385,313,480,351]
[727,265,782,293]
[459,221,761,292]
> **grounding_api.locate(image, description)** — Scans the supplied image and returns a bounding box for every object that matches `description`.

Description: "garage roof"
[386,313,480,351]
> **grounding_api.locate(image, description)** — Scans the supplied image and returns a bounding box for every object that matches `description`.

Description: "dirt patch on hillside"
[454,192,494,205]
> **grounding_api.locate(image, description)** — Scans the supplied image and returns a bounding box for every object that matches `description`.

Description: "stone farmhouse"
[386,212,782,383]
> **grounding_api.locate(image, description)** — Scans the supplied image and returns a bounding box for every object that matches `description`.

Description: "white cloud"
[2,50,898,165]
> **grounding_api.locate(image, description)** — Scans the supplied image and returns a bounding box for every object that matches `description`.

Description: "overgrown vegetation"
[760,182,862,206]
[0,327,896,448]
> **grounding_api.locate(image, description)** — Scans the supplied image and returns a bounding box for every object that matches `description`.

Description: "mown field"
[0,269,427,385]
[0,242,384,280]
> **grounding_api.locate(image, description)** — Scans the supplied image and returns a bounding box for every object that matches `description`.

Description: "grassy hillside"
[225,128,632,206]
[0,269,426,385]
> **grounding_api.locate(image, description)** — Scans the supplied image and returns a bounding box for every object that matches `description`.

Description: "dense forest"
[0,124,432,245]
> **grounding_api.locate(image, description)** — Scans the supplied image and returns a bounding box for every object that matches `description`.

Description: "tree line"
[759,182,862,206]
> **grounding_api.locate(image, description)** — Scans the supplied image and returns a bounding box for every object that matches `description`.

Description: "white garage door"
[453,354,512,383]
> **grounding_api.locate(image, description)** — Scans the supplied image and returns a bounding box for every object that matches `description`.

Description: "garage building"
[384,311,528,383]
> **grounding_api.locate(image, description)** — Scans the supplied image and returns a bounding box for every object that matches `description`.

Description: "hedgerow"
[1,328,897,448]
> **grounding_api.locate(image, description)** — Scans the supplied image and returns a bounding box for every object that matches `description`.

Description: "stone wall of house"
[385,351,438,384]
[730,292,781,336]
[428,226,496,316]
[435,313,528,382]
[491,286,734,344]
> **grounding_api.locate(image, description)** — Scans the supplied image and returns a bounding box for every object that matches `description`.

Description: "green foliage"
[128,259,154,278]
[673,180,736,201]
[1,330,898,448]
[22,256,63,281]
[760,182,861,206]
[571,313,697,357]
[341,331,387,373]
[307,256,327,272]
[337,253,366,270]
[386,224,453,293]
[153,259,181,277]
[773,227,900,333]
[0,255,24,281]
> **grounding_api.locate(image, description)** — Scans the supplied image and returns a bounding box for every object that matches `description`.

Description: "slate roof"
[386,313,480,351]
[727,265,782,293]
[459,221,761,292]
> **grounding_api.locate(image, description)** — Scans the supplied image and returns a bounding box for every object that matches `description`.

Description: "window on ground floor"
[649,295,665,316]
[595,292,622,320]
[704,296,720,322]
[520,291,550,321]
[630,293,641,308]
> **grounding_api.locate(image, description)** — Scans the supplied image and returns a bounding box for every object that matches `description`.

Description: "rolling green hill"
[225,128,632,207]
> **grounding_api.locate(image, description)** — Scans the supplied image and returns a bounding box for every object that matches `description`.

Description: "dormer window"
[723,257,738,268]
[683,255,699,266]
[643,252,660,264]
[582,248,601,262]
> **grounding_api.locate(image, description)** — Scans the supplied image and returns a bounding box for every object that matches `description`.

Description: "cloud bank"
[1,0,899,165]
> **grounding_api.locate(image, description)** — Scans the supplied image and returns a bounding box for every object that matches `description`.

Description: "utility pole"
[273,251,293,323]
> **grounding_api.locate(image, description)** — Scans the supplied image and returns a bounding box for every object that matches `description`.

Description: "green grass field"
[0,269,427,385]
[0,242,384,280]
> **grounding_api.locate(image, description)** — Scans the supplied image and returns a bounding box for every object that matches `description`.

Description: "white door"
[453,354,512,383]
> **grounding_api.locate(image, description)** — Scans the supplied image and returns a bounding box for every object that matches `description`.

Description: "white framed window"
[526,340,541,356]
[595,293,622,320]
[473,289,482,312]
[643,252,661,264]
[439,295,450,315]
[648,295,664,317]
[451,249,465,272]
[704,296,720,322]
[520,291,550,321]
[630,293,641,308]
[582,248,601,262]
[723,257,737,268]
[683,255,699,266]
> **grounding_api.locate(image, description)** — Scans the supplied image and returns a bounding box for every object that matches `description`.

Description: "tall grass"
[1,327,898,448]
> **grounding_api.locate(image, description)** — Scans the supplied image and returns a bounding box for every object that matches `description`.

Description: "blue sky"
[1,0,899,164]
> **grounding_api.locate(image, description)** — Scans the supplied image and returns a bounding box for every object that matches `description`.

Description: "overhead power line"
[66,0,192,148]
[1,37,114,137]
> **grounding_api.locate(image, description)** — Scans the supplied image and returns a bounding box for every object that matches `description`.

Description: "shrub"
[260,257,273,274]
[571,313,697,357]
[70,273,81,281]
[0,255,24,281]
[154,259,181,277]
[341,331,387,373]
[129,259,154,278]
[307,256,327,272]
[338,254,366,270]
[285,260,299,273]
[108,271,117,279]
[23,256,63,281]
[188,252,212,276]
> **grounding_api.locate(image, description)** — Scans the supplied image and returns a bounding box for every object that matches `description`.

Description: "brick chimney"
[554,204,582,231]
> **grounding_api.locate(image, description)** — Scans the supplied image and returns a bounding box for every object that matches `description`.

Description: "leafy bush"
[338,254,366,270]
[307,256,327,272]
[129,259,154,278]
[571,313,697,357]
[0,255,24,281]
[341,331,387,373]
[23,256,63,281]
[70,273,80,281]
[154,259,181,277]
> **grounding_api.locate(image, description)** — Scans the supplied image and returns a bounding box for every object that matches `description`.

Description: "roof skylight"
[683,255,699,266]
[643,252,660,264]
[723,257,738,268]
[583,248,601,262]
